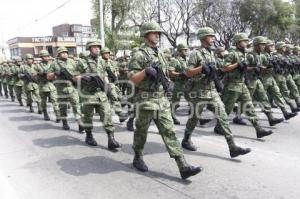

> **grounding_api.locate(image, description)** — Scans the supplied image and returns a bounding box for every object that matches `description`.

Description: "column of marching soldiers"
[0,21,300,180]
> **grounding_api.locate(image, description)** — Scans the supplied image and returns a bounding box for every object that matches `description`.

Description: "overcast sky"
[0,0,93,43]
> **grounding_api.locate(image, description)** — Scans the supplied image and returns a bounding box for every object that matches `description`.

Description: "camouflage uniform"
[36,50,60,121]
[19,54,42,113]
[221,33,273,138]
[1,63,9,98]
[7,61,16,101]
[13,58,25,106]
[76,40,120,149]
[49,47,81,129]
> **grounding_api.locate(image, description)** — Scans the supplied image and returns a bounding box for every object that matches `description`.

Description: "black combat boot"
[172,115,180,125]
[175,156,202,180]
[126,118,135,131]
[226,136,251,158]
[199,118,212,125]
[43,111,50,121]
[288,102,300,113]
[19,100,24,106]
[62,119,70,130]
[133,153,148,172]
[255,125,273,139]
[107,133,121,150]
[296,97,300,108]
[233,116,247,125]
[117,112,128,123]
[85,131,98,146]
[281,108,297,120]
[29,104,34,113]
[37,103,42,114]
[181,131,196,151]
[78,124,84,134]
[264,112,283,126]
[11,96,15,102]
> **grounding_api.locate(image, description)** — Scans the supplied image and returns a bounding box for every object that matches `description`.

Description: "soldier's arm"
[128,52,146,84]
[186,51,203,77]
[222,52,239,72]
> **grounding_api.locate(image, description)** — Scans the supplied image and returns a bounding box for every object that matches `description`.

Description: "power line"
[16,0,74,32]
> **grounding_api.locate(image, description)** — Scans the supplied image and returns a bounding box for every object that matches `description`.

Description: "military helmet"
[100,47,111,54]
[233,33,249,44]
[197,27,215,39]
[86,39,101,50]
[25,53,34,60]
[79,52,89,59]
[215,46,225,54]
[14,56,22,62]
[177,43,189,52]
[56,47,68,55]
[285,44,294,49]
[275,42,286,50]
[266,40,275,46]
[39,50,50,57]
[162,48,171,54]
[140,21,163,37]
[252,36,267,46]
[228,46,236,52]
[293,46,300,53]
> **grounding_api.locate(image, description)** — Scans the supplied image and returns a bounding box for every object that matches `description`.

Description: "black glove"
[178,71,187,78]
[54,71,61,76]
[202,64,211,76]
[145,67,157,78]
[238,60,248,72]
[255,65,261,74]
[81,75,92,82]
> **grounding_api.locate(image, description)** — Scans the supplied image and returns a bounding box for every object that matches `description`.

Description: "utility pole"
[99,0,105,47]
[157,0,161,46]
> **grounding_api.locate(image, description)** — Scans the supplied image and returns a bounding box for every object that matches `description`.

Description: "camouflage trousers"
[40,90,60,117]
[133,105,183,158]
[0,81,2,94]
[8,84,15,99]
[275,77,295,106]
[81,97,114,134]
[14,85,24,103]
[185,89,233,141]
[2,83,8,96]
[286,74,300,100]
[24,84,41,106]
[247,79,272,113]
[261,76,288,111]
[57,87,81,120]
[222,83,258,125]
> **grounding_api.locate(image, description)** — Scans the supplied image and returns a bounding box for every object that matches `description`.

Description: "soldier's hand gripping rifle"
[202,63,224,93]
[82,74,117,101]
[55,68,77,86]
[149,61,173,98]
[106,68,117,83]
[238,59,250,85]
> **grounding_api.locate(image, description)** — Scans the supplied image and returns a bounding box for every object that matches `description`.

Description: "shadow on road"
[9,115,42,122]
[57,156,191,184]
[18,123,62,132]
[33,135,85,148]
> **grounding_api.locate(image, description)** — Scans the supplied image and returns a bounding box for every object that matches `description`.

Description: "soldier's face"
[59,52,68,60]
[90,46,100,56]
[42,56,49,62]
[220,51,225,58]
[267,45,275,52]
[202,36,215,46]
[146,32,160,46]
[181,49,188,57]
[102,52,110,60]
[257,44,265,52]
[27,59,33,65]
[238,40,248,49]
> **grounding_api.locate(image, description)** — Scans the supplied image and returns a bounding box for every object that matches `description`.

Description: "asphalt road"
[0,97,300,199]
